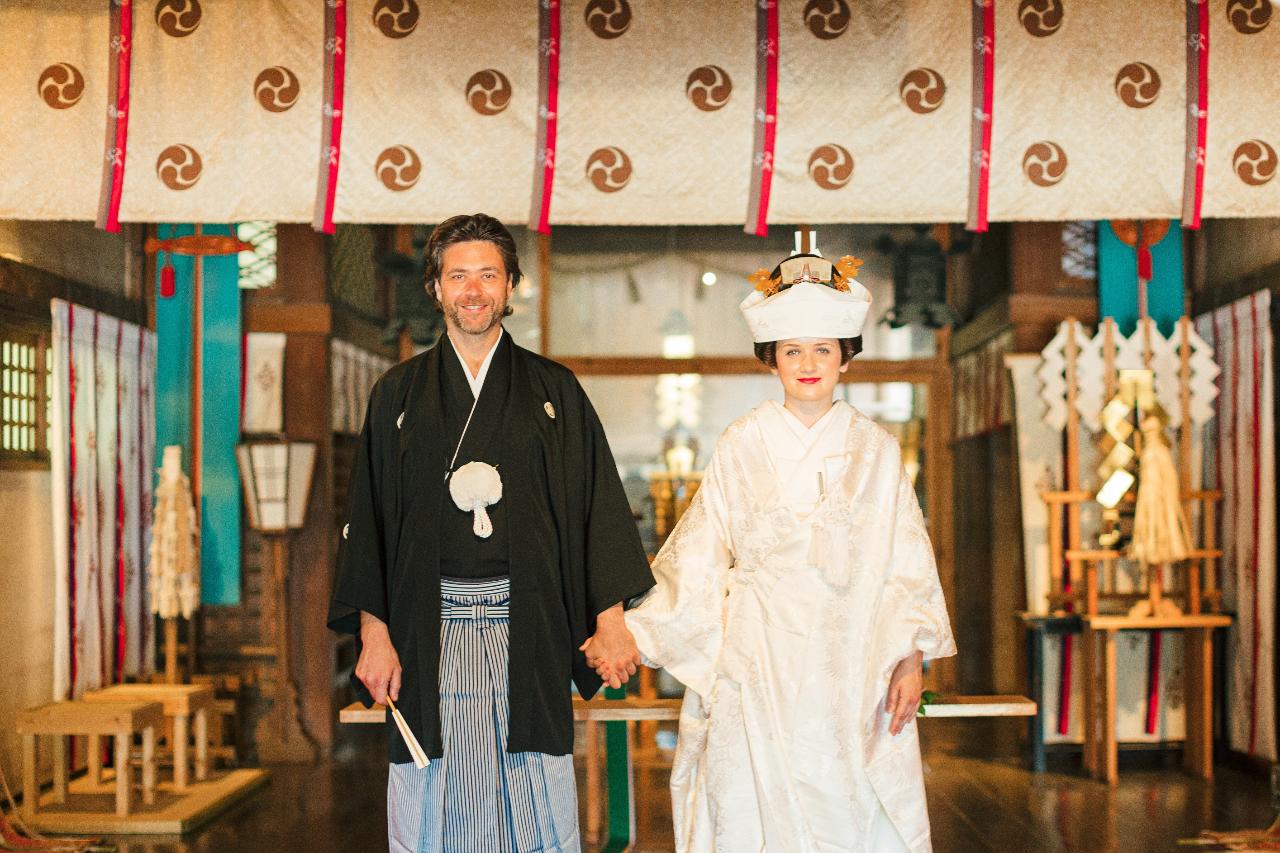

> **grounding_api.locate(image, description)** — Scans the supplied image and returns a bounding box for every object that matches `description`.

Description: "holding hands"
[580,603,641,689]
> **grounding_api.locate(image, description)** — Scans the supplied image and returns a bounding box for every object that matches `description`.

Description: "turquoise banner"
[154,224,242,606]
[1097,221,1185,337]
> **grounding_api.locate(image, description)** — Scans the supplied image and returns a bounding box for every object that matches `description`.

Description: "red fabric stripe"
[94,314,107,688]
[967,2,994,232]
[744,1,778,236]
[115,323,126,682]
[98,1,132,232]
[1228,302,1247,749]
[1248,294,1262,754]
[1146,630,1162,734]
[68,308,78,698]
[139,331,149,674]
[534,0,560,234]
[314,2,346,233]
[753,5,779,237]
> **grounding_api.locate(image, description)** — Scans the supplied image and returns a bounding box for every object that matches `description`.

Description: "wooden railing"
[342,693,1034,850]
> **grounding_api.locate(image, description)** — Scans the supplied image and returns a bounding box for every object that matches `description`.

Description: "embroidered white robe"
[626,400,956,852]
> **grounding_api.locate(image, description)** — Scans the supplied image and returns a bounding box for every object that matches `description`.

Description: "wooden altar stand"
[1039,317,1232,786]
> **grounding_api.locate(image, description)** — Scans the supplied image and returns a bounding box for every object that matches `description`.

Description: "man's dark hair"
[423,213,521,316]
[754,337,863,368]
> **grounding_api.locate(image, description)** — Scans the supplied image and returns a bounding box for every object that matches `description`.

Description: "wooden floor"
[87,721,1274,853]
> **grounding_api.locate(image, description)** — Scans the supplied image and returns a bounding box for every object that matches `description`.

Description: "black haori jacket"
[328,332,654,763]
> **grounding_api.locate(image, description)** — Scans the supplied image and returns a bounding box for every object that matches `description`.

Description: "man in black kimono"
[328,214,653,852]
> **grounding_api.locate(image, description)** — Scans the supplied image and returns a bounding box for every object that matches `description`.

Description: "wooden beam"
[556,355,940,384]
[0,257,145,325]
[242,302,332,335]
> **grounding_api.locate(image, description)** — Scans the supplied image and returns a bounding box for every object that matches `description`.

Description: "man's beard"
[445,297,507,336]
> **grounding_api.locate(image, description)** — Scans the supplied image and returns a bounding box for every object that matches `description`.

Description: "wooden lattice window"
[0,320,50,467]
[237,220,278,290]
[1061,221,1098,282]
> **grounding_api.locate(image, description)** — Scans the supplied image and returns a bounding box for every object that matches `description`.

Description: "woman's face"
[771,338,847,403]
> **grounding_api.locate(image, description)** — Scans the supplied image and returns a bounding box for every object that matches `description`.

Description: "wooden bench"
[16,701,164,818]
[83,683,215,791]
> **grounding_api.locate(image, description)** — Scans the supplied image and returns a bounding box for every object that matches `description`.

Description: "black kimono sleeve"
[328,387,390,636]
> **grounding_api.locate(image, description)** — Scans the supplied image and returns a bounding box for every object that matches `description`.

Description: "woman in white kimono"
[610,252,955,852]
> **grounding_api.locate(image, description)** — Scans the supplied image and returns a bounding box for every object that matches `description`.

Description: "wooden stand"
[1038,317,1231,785]
[83,683,215,791]
[17,701,163,819]
[1080,613,1229,784]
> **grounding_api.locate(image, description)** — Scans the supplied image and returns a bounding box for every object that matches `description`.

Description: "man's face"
[433,240,513,338]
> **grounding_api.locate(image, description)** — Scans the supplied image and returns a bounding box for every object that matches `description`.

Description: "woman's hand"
[580,604,640,689]
[886,650,924,736]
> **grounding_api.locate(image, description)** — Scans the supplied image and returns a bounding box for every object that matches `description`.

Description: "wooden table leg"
[21,734,37,819]
[142,724,157,805]
[195,707,209,781]
[1081,627,1096,778]
[52,734,67,804]
[584,719,601,846]
[1102,630,1118,785]
[174,712,189,791]
[1184,626,1214,781]
[114,732,131,817]
[88,733,102,783]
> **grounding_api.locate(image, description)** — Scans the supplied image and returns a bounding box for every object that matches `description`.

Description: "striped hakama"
[387,576,580,853]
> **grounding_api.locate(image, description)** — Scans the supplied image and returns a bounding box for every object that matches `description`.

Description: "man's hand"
[579,603,640,690]
[356,611,402,706]
[886,650,924,736]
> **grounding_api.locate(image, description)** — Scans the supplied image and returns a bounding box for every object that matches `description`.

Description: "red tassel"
[1137,245,1153,281]
[160,261,176,298]
[1146,629,1162,734]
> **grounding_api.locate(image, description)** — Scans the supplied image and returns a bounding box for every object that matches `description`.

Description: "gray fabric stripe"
[387,577,579,852]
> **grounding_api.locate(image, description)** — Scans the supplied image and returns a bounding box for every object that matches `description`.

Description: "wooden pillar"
[245,225,335,755]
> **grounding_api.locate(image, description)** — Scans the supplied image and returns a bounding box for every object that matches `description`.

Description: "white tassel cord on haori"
[449,461,503,538]
[148,445,200,619]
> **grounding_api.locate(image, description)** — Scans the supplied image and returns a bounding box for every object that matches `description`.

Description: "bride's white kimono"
[625,400,956,852]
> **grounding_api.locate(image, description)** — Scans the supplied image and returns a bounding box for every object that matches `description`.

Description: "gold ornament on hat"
[749,267,781,297]
[833,255,864,292]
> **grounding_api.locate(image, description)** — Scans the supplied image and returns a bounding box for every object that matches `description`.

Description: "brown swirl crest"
[686,65,733,112]
[466,70,513,115]
[1227,0,1271,34]
[808,144,854,190]
[899,68,946,114]
[254,67,300,113]
[155,0,202,37]
[1233,140,1277,186]
[586,147,632,192]
[1114,62,1160,108]
[376,146,422,191]
[38,63,84,109]
[584,0,632,39]
[156,145,203,190]
[1018,0,1063,37]
[1023,142,1068,186]
[372,0,420,39]
[803,0,851,40]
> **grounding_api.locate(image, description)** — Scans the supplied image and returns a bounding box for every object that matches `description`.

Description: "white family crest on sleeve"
[449,461,503,538]
[544,401,556,419]
[397,411,405,429]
